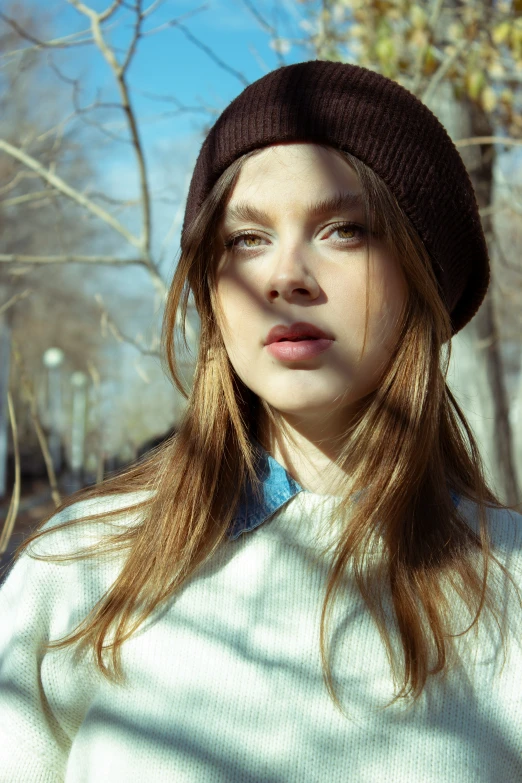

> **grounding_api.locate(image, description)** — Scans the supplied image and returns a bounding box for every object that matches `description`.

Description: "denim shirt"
[227,440,460,542]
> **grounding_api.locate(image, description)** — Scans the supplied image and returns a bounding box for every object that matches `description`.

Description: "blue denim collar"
[227,439,305,541]
[227,439,460,542]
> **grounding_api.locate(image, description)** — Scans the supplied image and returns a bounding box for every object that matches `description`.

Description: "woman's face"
[214,143,407,437]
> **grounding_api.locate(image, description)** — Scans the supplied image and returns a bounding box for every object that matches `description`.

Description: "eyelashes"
[223,222,367,253]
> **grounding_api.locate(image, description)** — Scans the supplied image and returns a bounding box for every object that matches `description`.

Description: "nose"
[264,241,321,303]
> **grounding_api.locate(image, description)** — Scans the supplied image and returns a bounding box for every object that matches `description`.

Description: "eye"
[223,232,267,251]
[326,222,366,244]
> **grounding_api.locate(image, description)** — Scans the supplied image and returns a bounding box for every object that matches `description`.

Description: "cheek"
[215,269,261,332]
[367,258,407,341]
[214,276,255,362]
[214,274,239,333]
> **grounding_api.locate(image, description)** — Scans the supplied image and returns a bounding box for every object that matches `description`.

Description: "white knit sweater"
[2,490,522,782]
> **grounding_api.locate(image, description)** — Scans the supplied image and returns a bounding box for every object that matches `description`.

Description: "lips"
[265,321,332,345]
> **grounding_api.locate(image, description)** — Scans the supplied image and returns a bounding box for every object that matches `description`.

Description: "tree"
[0,0,203,505]
[0,3,118,496]
[295,0,522,504]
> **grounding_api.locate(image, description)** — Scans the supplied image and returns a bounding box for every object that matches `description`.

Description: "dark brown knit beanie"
[183,60,489,335]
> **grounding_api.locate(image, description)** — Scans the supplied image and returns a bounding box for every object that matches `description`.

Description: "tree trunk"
[467,98,520,505]
[0,313,12,498]
[424,68,519,504]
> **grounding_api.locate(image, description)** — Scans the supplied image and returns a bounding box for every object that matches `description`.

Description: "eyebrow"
[223,191,364,225]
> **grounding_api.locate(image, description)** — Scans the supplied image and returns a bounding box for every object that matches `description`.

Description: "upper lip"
[265,322,333,345]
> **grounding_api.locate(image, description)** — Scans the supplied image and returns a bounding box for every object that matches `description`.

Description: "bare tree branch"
[134,88,218,117]
[0,392,20,556]
[142,4,208,37]
[0,170,39,196]
[121,0,143,74]
[0,289,32,316]
[67,0,123,24]
[409,0,444,96]
[0,137,142,248]
[455,136,522,149]
[11,343,62,508]
[84,190,141,206]
[73,98,132,145]
[47,58,130,143]
[241,0,286,67]
[142,0,168,18]
[493,230,522,275]
[0,254,147,265]
[420,38,469,105]
[158,191,186,264]
[1,190,53,207]
[248,44,270,74]
[95,293,198,358]
[95,293,161,357]
[0,11,95,51]
[176,23,250,87]
[67,0,154,265]
[241,0,274,35]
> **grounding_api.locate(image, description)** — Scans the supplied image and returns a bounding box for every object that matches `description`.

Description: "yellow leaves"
[466,70,486,101]
[375,36,396,64]
[493,21,512,45]
[299,0,522,119]
[512,22,522,58]
[387,8,402,21]
[447,22,465,42]
[332,4,346,23]
[492,18,522,57]
[410,4,428,30]
[481,86,497,113]
[410,29,429,48]
[488,61,505,78]
[423,46,438,75]
[350,24,366,38]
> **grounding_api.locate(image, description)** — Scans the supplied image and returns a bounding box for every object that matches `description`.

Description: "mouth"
[265,321,333,345]
[266,335,333,361]
[276,336,319,342]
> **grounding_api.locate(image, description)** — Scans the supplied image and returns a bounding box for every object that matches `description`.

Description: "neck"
[257,409,355,496]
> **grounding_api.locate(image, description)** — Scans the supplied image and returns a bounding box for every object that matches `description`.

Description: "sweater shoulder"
[26,490,152,560]
[458,496,522,570]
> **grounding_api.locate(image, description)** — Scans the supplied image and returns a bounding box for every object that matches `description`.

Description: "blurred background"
[1,0,521,568]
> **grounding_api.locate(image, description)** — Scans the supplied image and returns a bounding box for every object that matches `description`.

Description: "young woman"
[1,60,521,782]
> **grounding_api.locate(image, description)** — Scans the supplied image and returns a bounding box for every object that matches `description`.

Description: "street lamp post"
[42,348,65,475]
[70,371,88,489]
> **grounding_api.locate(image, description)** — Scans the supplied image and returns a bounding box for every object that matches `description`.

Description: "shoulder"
[0,491,153,635]
[458,495,522,572]
[26,489,153,560]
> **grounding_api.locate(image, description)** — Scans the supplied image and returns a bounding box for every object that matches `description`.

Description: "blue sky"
[44,0,307,144]
[31,0,313,287]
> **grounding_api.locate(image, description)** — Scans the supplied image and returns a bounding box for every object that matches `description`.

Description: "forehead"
[226,143,362,210]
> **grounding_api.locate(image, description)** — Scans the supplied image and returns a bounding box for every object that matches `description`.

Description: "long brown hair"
[11,144,519,714]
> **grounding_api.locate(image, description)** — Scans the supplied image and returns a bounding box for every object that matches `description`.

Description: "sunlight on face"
[214,143,407,433]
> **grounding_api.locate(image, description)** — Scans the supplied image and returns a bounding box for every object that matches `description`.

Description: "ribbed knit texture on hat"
[183,60,490,334]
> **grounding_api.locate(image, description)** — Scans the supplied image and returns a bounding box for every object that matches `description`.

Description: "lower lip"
[266,339,334,361]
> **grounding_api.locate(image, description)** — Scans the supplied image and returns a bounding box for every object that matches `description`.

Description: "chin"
[264,398,341,417]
